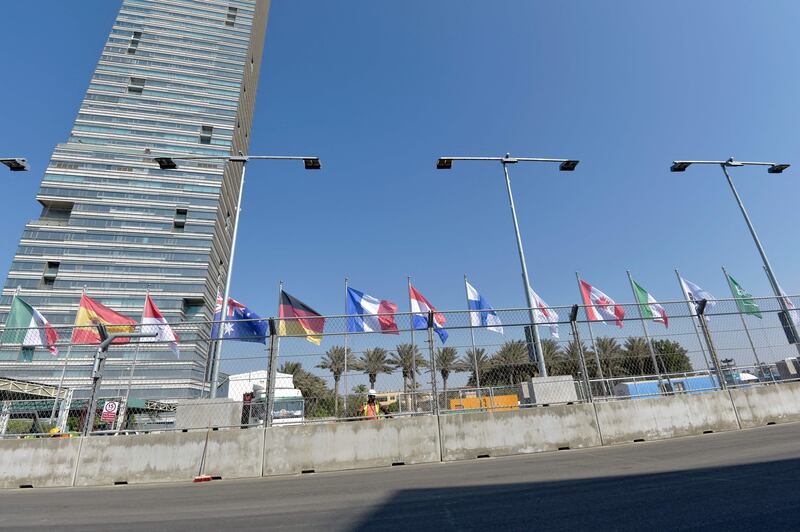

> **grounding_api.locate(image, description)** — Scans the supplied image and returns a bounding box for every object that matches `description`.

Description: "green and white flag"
[1,297,60,355]
[632,280,669,327]
[726,274,762,318]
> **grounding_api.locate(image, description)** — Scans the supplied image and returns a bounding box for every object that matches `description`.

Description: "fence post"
[696,300,727,390]
[427,311,439,415]
[82,325,109,436]
[265,318,279,428]
[570,305,593,403]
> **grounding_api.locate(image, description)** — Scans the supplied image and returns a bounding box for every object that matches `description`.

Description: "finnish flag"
[465,281,503,334]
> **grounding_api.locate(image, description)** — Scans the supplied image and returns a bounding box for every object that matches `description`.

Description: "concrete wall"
[174,399,243,429]
[594,391,740,445]
[439,403,601,461]
[729,382,800,428]
[202,427,265,479]
[74,431,208,486]
[0,437,82,489]
[263,416,441,476]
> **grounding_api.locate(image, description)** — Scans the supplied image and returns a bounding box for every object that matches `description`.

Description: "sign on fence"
[100,401,119,423]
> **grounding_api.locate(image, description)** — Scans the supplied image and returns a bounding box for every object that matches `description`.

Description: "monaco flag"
[579,280,625,328]
[141,295,180,357]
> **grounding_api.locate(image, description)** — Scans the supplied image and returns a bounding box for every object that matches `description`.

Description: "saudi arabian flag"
[632,280,669,327]
[726,274,762,319]
[1,297,60,355]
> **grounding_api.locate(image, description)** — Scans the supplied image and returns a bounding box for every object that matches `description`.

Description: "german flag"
[278,291,325,345]
[71,294,136,345]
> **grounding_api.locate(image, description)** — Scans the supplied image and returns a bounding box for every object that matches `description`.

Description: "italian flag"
[2,297,59,355]
[632,280,668,327]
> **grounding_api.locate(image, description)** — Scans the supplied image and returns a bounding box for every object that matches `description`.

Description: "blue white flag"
[211,292,268,344]
[679,277,716,314]
[465,280,503,334]
[346,287,399,334]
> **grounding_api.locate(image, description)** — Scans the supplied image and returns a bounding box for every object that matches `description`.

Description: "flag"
[211,292,268,344]
[2,297,59,355]
[465,281,503,334]
[141,295,181,356]
[632,280,669,327]
[71,294,136,344]
[278,290,325,345]
[579,280,625,328]
[679,277,716,315]
[409,283,448,343]
[346,287,398,335]
[725,274,762,319]
[528,286,560,339]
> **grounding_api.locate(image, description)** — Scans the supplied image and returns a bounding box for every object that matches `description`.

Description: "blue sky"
[2,0,800,319]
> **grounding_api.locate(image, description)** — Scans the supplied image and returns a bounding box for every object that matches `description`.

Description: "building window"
[40,201,73,226]
[127,31,142,54]
[200,125,213,145]
[173,208,188,231]
[226,6,237,26]
[128,77,145,94]
[41,261,60,287]
[182,298,205,321]
[18,347,34,363]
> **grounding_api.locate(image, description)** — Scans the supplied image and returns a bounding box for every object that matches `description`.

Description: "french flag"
[346,287,399,335]
[409,283,448,343]
[141,294,180,357]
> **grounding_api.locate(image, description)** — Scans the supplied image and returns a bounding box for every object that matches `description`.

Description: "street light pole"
[0,158,29,172]
[154,154,321,397]
[671,157,800,354]
[437,154,579,378]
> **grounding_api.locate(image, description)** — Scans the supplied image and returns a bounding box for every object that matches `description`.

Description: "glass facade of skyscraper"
[0,0,270,398]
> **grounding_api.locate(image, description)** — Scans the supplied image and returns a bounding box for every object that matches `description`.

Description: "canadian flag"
[579,280,625,328]
[141,294,180,357]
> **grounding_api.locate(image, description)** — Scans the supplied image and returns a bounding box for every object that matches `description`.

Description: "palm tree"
[460,347,492,387]
[595,337,624,378]
[622,337,651,376]
[539,339,563,376]
[434,347,460,399]
[492,340,530,385]
[316,345,360,415]
[278,361,302,377]
[390,343,427,393]
[360,347,392,389]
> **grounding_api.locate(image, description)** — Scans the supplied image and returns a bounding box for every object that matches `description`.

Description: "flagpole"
[463,274,481,391]
[722,266,763,372]
[343,276,349,418]
[626,271,666,392]
[675,270,713,373]
[575,272,609,395]
[118,286,148,431]
[49,287,83,423]
[407,276,417,411]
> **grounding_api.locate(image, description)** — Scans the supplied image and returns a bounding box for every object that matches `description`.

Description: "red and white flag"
[141,294,180,357]
[579,280,625,328]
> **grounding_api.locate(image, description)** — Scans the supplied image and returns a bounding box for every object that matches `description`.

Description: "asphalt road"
[3,423,800,531]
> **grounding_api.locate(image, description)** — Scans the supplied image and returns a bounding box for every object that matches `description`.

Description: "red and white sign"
[100,401,119,423]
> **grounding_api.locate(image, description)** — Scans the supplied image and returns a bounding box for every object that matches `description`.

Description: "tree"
[594,337,624,377]
[278,361,333,418]
[462,347,493,387]
[434,347,460,399]
[390,344,427,393]
[622,337,652,376]
[360,347,392,389]
[539,339,565,375]
[316,345,360,415]
[653,339,693,373]
[492,340,529,366]
[489,340,534,386]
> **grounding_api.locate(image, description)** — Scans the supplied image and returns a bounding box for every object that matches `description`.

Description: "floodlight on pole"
[436,152,581,378]
[670,155,799,354]
[152,153,321,397]
[0,158,29,172]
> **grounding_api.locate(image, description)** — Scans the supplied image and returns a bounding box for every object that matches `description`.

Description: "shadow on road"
[353,458,800,531]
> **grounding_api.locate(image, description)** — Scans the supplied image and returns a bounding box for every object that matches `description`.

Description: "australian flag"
[211,292,268,344]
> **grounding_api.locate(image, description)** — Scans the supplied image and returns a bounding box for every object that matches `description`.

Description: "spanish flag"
[71,294,137,345]
[278,290,325,345]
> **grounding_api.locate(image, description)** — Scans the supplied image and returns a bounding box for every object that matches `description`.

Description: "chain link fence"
[1,294,800,437]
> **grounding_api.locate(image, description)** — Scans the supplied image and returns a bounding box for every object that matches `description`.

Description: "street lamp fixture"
[153,152,321,398]
[670,155,799,354]
[0,158,29,172]
[436,152,580,378]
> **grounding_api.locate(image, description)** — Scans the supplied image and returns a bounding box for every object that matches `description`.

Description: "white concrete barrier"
[594,391,740,445]
[263,415,441,476]
[0,437,82,489]
[202,427,265,479]
[438,404,602,461]
[74,431,208,486]
[730,382,800,428]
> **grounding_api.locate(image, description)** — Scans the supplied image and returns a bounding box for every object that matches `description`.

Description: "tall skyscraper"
[0,0,270,399]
